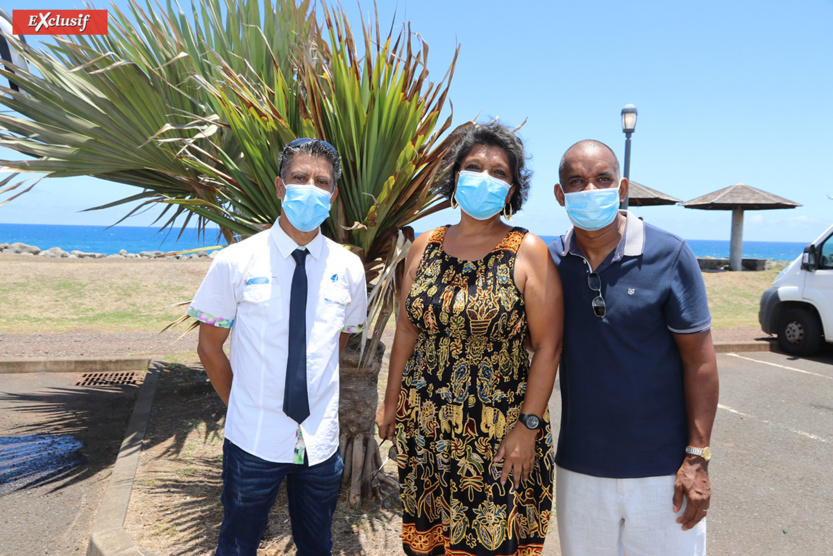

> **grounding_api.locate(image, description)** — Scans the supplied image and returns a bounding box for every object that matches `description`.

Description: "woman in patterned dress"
[376,122,564,555]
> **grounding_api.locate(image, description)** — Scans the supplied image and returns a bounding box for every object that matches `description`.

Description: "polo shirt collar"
[621,210,645,257]
[559,210,646,260]
[270,217,326,261]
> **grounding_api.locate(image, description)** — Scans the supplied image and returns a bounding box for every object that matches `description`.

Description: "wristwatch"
[518,413,542,430]
[685,445,712,462]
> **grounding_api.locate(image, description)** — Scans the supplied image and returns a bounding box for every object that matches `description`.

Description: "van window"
[820,237,833,269]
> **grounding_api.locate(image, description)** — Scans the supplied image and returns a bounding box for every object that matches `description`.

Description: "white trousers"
[556,465,706,556]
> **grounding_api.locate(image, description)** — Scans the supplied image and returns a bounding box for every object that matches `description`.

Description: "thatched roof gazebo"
[627,180,681,207]
[681,183,801,271]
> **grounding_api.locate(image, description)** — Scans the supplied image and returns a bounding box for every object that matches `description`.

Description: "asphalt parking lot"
[707,349,833,555]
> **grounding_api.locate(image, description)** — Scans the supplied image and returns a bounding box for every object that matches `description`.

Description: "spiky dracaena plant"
[0,0,463,504]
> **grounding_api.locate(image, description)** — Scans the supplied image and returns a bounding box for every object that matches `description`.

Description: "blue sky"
[2,0,832,242]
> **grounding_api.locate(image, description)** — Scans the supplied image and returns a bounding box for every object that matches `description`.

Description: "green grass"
[0,258,207,333]
[702,268,779,328]
[150,524,178,538]
[0,256,777,333]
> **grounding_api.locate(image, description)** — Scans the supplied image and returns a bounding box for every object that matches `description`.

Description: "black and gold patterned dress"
[395,225,554,556]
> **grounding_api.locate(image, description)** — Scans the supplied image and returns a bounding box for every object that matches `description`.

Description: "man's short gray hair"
[278,139,342,186]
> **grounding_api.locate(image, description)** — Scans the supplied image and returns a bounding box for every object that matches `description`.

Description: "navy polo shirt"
[548,211,711,478]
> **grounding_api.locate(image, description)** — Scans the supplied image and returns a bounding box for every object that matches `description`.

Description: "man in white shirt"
[189,138,367,555]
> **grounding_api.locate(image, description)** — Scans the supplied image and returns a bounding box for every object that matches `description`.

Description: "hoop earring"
[502,204,513,221]
[450,193,459,209]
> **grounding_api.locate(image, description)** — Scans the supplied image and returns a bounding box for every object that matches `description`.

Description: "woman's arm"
[375,231,431,441]
[495,233,564,488]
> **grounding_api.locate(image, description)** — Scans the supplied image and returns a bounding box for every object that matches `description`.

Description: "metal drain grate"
[75,371,146,387]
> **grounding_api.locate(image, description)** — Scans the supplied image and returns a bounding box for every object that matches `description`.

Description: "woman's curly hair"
[437,121,531,215]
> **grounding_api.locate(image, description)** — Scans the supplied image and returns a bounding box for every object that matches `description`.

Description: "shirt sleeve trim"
[667,321,711,335]
[188,306,234,329]
[342,322,365,334]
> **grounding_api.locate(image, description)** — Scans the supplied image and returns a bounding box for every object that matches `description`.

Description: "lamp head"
[621,104,637,134]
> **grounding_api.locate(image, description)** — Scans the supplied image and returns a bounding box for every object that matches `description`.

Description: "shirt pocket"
[319,284,351,323]
[239,282,283,323]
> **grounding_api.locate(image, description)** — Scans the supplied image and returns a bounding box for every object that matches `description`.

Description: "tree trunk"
[338,334,389,506]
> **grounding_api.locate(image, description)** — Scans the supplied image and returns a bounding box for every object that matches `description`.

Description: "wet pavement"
[0,434,84,495]
[0,371,140,555]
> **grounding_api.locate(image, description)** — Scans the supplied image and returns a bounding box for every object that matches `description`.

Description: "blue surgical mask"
[562,182,622,231]
[281,184,332,232]
[455,171,512,220]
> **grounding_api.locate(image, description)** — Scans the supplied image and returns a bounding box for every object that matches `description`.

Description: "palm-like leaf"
[0,0,317,241]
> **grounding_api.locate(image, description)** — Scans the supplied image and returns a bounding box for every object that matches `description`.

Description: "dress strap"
[493,226,528,255]
[427,226,449,245]
[415,226,449,268]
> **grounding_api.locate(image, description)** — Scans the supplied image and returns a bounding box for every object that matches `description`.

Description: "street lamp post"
[620,104,637,209]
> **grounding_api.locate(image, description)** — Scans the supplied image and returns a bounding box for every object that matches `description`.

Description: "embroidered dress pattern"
[396,226,554,555]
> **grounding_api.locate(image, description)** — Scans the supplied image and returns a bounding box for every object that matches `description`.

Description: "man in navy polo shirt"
[548,140,719,556]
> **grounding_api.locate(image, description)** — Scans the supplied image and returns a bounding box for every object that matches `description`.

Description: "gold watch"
[685,446,712,462]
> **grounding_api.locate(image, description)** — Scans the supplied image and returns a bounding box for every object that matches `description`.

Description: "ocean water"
[0,223,225,255]
[536,236,806,262]
[684,239,806,261]
[0,223,808,261]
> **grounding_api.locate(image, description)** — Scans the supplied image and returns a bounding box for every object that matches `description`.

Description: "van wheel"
[778,308,822,356]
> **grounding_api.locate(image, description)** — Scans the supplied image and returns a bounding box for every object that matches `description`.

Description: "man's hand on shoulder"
[673,455,710,530]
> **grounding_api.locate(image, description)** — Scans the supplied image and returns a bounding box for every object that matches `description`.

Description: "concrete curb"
[86,363,161,556]
[0,357,153,374]
[713,340,776,354]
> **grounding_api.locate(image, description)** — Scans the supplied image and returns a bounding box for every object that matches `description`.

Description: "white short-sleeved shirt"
[188,219,367,464]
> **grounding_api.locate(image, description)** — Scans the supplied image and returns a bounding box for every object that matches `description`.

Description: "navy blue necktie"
[284,248,310,423]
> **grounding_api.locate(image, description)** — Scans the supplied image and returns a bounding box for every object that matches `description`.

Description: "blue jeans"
[216,439,344,556]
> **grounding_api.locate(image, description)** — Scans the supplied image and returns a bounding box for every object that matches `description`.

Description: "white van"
[759,223,833,356]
